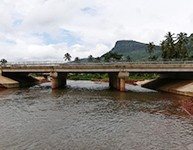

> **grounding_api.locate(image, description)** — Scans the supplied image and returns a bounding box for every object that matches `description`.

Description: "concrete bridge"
[1,61,193,92]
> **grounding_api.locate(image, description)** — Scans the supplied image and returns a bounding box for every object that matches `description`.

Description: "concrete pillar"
[119,78,125,92]
[109,71,129,91]
[118,71,129,92]
[50,72,67,89]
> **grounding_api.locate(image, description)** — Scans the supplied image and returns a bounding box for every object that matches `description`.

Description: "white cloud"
[0,0,193,61]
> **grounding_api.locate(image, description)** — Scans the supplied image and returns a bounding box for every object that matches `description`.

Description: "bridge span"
[1,61,193,91]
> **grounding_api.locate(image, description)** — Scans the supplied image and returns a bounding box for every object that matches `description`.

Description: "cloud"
[0,0,193,61]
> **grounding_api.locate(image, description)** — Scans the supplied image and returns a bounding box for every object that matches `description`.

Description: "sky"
[1,0,193,62]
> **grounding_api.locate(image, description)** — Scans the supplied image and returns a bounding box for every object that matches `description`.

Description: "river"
[0,80,193,150]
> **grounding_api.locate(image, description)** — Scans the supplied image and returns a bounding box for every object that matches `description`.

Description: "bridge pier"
[50,72,67,89]
[109,71,129,92]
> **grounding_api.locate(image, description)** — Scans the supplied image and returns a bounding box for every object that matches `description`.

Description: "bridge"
[1,61,193,91]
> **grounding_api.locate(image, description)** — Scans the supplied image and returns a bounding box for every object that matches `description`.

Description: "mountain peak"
[111,40,149,54]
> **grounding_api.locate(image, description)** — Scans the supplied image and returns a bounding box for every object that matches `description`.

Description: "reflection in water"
[0,80,193,150]
[180,98,193,117]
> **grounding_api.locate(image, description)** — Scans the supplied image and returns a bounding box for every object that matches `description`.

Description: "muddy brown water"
[0,80,193,150]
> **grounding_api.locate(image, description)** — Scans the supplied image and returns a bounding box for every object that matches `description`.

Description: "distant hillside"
[109,40,161,61]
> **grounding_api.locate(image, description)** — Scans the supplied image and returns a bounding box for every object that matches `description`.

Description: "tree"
[74,57,80,63]
[88,55,94,62]
[146,42,155,60]
[189,34,193,50]
[126,55,131,62]
[102,52,123,62]
[0,59,7,65]
[161,32,175,60]
[64,53,71,61]
[120,56,127,62]
[95,57,100,62]
[175,32,189,60]
[188,34,193,60]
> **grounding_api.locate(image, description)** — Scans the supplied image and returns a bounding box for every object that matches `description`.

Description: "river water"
[0,80,193,150]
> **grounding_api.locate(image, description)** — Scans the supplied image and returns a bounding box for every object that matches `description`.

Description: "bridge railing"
[1,60,193,67]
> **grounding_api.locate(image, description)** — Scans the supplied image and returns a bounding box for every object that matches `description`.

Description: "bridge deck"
[1,62,193,73]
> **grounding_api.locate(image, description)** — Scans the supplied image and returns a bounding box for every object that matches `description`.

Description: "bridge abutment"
[0,72,38,88]
[109,71,129,92]
[50,72,67,89]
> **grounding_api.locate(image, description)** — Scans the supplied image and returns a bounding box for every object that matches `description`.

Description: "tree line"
[146,32,193,61]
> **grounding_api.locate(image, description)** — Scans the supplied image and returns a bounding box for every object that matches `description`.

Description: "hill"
[108,40,161,61]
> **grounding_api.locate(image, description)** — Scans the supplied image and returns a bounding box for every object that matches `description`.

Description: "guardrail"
[1,60,193,67]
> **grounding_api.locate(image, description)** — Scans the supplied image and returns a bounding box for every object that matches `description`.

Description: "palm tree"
[146,42,155,59]
[189,34,193,60]
[161,32,175,60]
[175,32,188,59]
[88,55,93,62]
[64,53,71,61]
[189,34,193,49]
[0,59,7,65]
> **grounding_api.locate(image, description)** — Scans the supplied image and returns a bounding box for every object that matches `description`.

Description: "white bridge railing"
[1,60,193,67]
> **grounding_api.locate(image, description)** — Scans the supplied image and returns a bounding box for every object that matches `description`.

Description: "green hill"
[107,40,161,61]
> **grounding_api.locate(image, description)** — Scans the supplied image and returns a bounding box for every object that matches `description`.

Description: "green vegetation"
[74,57,80,62]
[100,52,132,62]
[160,32,191,60]
[101,52,123,62]
[146,42,158,61]
[88,55,94,62]
[67,73,159,81]
[128,73,159,80]
[68,73,108,80]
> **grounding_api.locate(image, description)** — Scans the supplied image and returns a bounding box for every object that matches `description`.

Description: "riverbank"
[142,78,193,97]
[0,75,19,88]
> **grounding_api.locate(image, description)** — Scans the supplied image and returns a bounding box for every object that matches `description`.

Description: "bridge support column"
[118,71,129,92]
[109,72,129,92]
[50,72,67,89]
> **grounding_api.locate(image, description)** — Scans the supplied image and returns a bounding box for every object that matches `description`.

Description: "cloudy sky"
[1,0,193,61]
